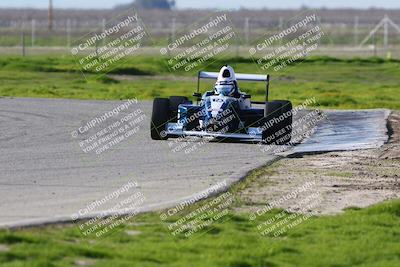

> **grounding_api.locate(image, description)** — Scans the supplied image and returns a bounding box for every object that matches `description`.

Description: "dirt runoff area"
[239,111,400,215]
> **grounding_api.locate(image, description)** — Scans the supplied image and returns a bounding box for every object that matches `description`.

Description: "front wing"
[165,123,264,141]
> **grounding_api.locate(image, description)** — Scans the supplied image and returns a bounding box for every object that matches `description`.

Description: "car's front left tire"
[151,98,170,140]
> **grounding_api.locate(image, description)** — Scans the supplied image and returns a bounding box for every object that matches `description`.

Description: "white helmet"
[217,65,236,82]
[214,65,237,96]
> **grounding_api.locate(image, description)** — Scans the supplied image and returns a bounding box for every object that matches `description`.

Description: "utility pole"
[48,0,53,31]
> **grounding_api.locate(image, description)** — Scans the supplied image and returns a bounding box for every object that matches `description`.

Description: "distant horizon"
[0,0,400,10]
[1,6,400,11]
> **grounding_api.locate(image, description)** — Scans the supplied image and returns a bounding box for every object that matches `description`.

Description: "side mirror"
[243,94,251,99]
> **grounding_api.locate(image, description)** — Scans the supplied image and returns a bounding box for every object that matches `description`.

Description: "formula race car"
[150,65,292,144]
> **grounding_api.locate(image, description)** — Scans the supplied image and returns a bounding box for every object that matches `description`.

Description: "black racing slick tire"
[151,98,170,140]
[273,100,292,145]
[169,96,189,122]
[261,101,283,144]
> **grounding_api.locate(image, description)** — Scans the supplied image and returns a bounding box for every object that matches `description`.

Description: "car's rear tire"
[151,98,170,140]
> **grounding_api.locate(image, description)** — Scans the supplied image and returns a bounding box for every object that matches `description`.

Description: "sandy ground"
[239,111,400,215]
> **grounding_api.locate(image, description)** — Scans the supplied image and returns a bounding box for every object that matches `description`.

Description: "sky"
[0,0,399,9]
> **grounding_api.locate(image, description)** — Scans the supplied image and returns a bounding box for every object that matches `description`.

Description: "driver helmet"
[214,65,237,96]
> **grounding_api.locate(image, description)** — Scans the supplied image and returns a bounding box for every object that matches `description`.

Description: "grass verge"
[0,55,399,109]
[0,160,399,267]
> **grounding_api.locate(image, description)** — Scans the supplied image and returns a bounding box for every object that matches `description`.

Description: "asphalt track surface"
[288,109,390,154]
[0,98,389,227]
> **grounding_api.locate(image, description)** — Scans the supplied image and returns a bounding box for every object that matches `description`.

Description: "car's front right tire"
[261,100,292,145]
[168,96,189,122]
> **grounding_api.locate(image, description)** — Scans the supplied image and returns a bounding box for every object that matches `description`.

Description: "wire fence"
[1,8,400,57]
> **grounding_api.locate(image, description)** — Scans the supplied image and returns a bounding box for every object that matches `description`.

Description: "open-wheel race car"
[150,65,292,144]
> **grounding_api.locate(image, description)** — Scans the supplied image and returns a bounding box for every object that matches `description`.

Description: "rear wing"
[198,71,268,82]
[195,71,270,104]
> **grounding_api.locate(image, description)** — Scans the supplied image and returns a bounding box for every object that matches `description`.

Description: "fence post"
[353,16,359,46]
[236,35,239,58]
[31,19,35,47]
[67,19,71,48]
[383,15,388,49]
[21,31,26,57]
[373,33,377,56]
[102,18,106,46]
[317,16,321,46]
[244,17,250,45]
[95,39,98,58]
[167,34,171,57]
[171,17,176,43]
[279,17,283,45]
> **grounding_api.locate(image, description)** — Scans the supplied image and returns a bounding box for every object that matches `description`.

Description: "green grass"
[0,153,398,267]
[0,55,399,109]
[0,199,399,266]
[0,55,399,266]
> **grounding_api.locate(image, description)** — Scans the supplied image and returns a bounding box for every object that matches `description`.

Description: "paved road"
[0,98,277,227]
[0,98,389,227]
